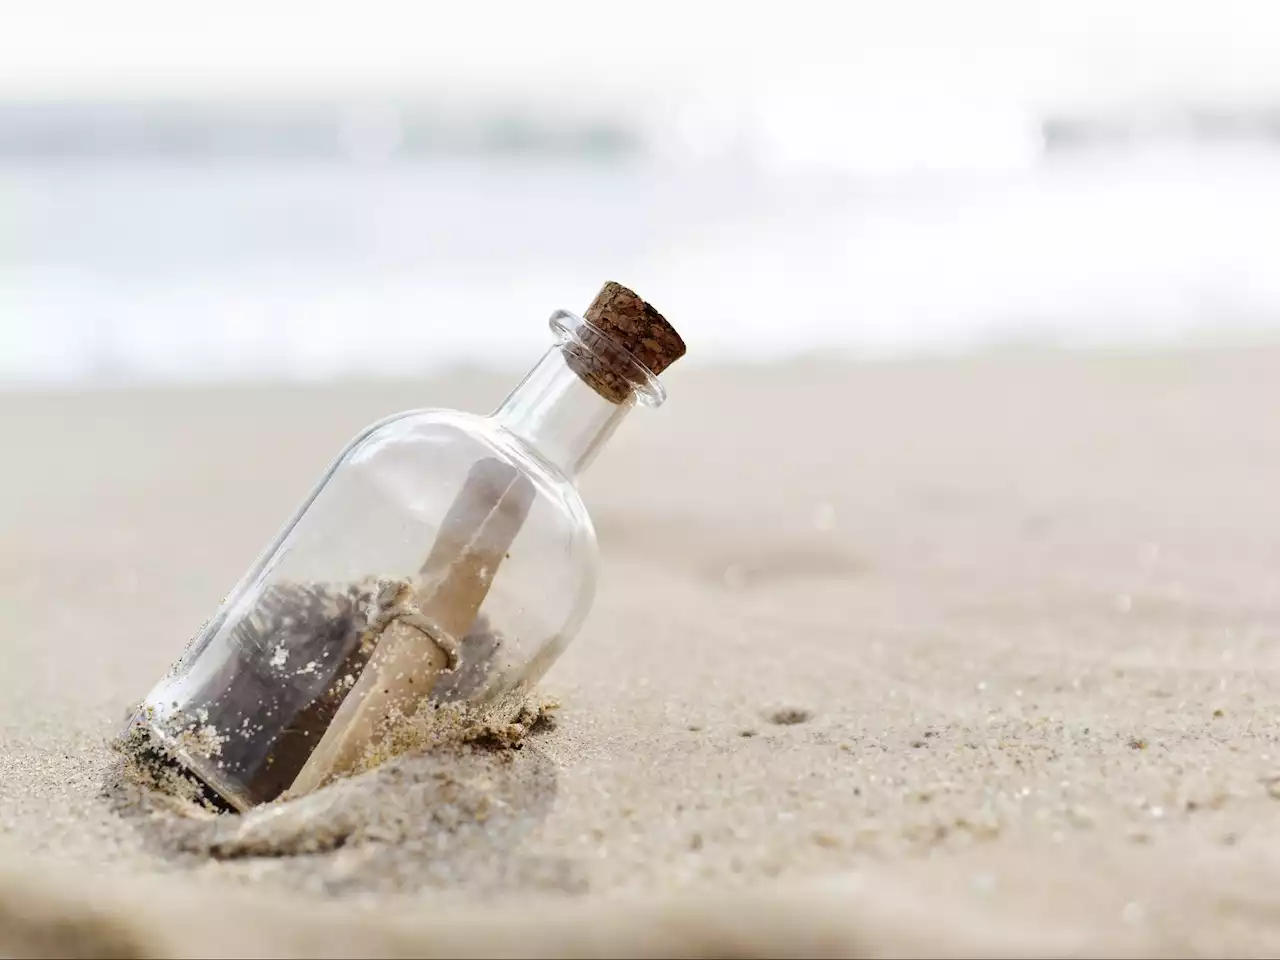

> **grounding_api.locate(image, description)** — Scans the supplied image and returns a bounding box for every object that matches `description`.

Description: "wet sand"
[3,346,1280,956]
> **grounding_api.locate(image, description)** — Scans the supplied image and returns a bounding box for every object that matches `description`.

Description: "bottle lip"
[549,308,667,408]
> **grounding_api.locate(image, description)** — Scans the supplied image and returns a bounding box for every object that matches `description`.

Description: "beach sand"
[3,346,1280,957]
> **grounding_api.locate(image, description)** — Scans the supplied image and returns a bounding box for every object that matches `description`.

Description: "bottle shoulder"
[351,406,488,442]
[346,408,597,547]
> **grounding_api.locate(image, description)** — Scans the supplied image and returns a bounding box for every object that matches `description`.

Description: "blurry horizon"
[3,1,1280,387]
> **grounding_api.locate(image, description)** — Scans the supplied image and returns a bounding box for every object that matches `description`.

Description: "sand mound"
[106,701,569,897]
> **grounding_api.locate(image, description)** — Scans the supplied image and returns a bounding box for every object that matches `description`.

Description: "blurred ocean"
[3,101,1280,387]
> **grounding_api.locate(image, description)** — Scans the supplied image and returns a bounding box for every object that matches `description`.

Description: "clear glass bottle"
[130,282,685,810]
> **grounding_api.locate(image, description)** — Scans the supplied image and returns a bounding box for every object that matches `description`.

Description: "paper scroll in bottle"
[288,457,534,794]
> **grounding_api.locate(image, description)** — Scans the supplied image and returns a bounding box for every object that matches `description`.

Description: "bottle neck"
[492,310,667,479]
[492,345,635,479]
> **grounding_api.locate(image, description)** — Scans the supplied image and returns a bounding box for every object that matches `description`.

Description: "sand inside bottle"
[151,457,535,809]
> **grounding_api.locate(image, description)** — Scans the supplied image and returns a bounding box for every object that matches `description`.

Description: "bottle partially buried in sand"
[130,282,686,811]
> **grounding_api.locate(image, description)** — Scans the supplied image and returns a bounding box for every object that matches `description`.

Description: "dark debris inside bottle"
[170,577,502,807]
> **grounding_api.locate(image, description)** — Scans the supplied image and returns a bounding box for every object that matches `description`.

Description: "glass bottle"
[129,282,685,810]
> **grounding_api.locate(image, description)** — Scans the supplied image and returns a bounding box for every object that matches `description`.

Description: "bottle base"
[126,717,252,813]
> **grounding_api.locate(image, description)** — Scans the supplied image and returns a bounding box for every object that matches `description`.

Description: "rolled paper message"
[288,457,535,795]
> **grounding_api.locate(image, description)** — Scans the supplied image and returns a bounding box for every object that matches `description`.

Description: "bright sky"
[4,0,1280,110]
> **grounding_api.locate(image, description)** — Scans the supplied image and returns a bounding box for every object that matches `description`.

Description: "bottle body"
[138,408,597,809]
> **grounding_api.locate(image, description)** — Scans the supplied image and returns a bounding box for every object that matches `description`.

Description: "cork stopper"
[567,281,686,404]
